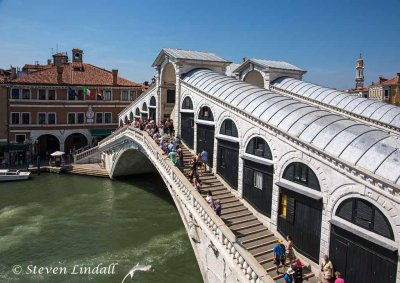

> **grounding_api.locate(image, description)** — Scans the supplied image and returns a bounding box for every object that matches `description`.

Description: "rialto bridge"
[76,48,400,283]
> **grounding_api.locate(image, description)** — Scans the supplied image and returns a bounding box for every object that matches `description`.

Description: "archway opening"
[160,62,176,121]
[244,70,264,88]
[37,134,60,158]
[64,133,88,155]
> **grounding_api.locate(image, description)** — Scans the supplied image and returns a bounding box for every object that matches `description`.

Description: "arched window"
[150,96,156,106]
[219,119,238,137]
[336,198,394,240]
[283,162,320,191]
[142,102,148,112]
[135,107,140,116]
[245,137,272,159]
[198,106,213,121]
[129,112,134,121]
[124,116,128,123]
[182,96,193,109]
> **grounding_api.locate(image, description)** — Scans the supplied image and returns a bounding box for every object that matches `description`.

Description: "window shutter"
[283,165,294,181]
[336,199,353,221]
[354,200,373,229]
[244,167,253,186]
[286,196,295,224]
[374,209,393,239]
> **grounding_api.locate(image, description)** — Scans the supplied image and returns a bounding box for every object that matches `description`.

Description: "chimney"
[10,67,17,79]
[57,66,64,84]
[112,69,118,85]
[242,57,246,63]
[47,59,52,65]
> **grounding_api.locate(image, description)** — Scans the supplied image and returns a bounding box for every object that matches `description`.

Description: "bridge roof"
[271,77,400,129]
[152,48,231,67]
[233,58,305,74]
[183,69,400,186]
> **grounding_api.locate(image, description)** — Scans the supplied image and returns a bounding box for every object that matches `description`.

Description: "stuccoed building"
[120,48,400,282]
[2,48,144,165]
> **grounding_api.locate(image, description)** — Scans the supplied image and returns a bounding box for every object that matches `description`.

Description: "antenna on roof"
[56,44,59,53]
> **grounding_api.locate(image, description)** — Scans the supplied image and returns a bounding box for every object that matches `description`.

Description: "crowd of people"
[273,237,344,283]
[123,117,220,216]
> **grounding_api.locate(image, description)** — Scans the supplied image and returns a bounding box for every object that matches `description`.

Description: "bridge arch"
[110,146,157,178]
[243,70,264,88]
[64,133,89,154]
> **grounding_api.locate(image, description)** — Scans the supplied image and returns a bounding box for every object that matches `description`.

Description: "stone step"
[235,226,269,238]
[222,202,243,209]
[246,238,277,251]
[229,220,262,231]
[240,232,275,245]
[221,211,252,221]
[222,206,248,215]
[225,215,257,227]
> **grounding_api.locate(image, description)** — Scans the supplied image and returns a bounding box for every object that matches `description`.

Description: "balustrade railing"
[74,146,99,163]
[99,127,272,283]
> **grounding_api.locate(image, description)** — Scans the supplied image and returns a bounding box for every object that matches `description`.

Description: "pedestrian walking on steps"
[196,153,202,174]
[319,255,334,283]
[200,148,208,173]
[284,267,294,283]
[189,157,198,182]
[286,235,296,266]
[334,272,344,283]
[177,146,184,167]
[194,175,202,192]
[294,259,303,283]
[214,199,221,216]
[273,239,286,275]
[205,190,214,209]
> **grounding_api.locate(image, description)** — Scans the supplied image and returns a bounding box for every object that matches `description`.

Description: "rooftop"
[183,69,400,186]
[233,58,305,74]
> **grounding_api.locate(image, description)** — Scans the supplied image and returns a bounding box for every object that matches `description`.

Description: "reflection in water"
[0,173,202,283]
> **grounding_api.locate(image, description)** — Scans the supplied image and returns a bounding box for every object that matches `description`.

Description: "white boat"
[0,169,31,181]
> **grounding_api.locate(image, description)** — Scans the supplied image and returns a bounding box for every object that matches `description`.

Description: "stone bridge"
[76,48,400,283]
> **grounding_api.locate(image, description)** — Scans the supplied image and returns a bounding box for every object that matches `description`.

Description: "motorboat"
[0,169,31,181]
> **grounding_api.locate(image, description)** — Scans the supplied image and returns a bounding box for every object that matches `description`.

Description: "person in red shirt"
[334,271,344,283]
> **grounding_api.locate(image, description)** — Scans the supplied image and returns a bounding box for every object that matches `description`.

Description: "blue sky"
[0,0,399,89]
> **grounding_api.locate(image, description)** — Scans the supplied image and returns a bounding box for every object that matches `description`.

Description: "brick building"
[369,73,400,105]
[1,48,144,165]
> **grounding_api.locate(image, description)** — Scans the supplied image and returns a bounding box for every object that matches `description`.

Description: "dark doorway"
[37,134,60,158]
[181,113,194,149]
[330,225,397,283]
[243,159,273,217]
[64,133,88,154]
[217,139,239,189]
[141,113,148,121]
[278,188,322,262]
[196,124,214,168]
[149,108,156,121]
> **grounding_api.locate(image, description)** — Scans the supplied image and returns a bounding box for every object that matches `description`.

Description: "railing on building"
[98,127,273,283]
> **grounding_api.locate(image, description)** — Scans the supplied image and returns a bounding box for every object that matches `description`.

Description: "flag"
[83,86,93,97]
[97,89,103,100]
[68,86,77,98]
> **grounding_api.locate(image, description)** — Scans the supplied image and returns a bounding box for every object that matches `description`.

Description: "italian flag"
[83,86,93,97]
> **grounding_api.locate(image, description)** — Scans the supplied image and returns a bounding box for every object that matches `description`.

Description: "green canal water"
[0,173,203,283]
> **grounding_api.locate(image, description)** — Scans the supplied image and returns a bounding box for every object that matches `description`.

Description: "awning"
[90,129,113,137]
[276,181,323,201]
[0,144,28,153]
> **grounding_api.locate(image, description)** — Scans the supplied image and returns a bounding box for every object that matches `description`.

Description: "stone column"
[174,64,182,137]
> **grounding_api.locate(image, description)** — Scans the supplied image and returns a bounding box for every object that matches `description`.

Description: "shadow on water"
[114,173,176,206]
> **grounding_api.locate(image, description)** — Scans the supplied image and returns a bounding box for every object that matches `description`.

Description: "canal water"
[0,173,203,283]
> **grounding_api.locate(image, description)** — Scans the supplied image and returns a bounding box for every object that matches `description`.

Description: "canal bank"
[0,173,202,283]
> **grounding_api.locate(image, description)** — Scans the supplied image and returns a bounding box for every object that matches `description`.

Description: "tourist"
[200,148,208,173]
[205,190,214,209]
[189,157,198,181]
[294,260,303,283]
[194,175,202,192]
[286,235,295,266]
[273,239,286,275]
[214,199,221,216]
[167,140,174,154]
[320,255,334,283]
[334,272,344,283]
[177,146,184,167]
[196,153,203,174]
[283,267,294,283]
[166,148,178,167]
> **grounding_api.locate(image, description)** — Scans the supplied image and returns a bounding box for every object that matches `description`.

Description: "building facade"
[369,73,400,105]
[1,48,144,165]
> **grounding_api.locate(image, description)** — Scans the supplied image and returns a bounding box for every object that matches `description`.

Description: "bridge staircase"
[180,147,318,282]
[63,163,109,178]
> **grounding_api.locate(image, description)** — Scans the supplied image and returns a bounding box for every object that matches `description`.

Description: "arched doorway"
[149,96,156,121]
[120,119,124,127]
[197,106,214,168]
[242,137,273,217]
[217,119,239,189]
[37,134,60,158]
[277,162,322,262]
[129,111,134,121]
[330,198,397,283]
[160,62,176,121]
[180,96,194,148]
[141,102,148,121]
[244,70,264,88]
[64,133,88,155]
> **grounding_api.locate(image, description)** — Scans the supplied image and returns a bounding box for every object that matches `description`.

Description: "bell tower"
[355,53,364,89]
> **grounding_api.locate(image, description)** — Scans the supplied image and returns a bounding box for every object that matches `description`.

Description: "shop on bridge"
[242,137,273,217]
[149,96,157,121]
[180,97,194,149]
[277,162,322,263]
[196,106,214,168]
[330,198,398,283]
[216,119,239,190]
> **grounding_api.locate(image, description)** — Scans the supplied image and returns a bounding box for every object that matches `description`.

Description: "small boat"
[0,169,31,181]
